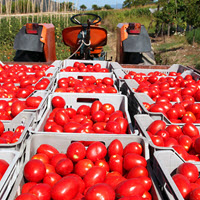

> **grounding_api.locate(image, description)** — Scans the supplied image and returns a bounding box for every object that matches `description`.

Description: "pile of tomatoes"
[61,62,109,73]
[0,159,9,181]
[54,76,117,93]
[15,139,153,200]
[0,96,43,121]
[0,121,25,144]
[43,96,129,134]
[147,119,200,162]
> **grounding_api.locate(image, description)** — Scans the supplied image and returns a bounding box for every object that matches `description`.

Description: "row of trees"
[80,4,113,11]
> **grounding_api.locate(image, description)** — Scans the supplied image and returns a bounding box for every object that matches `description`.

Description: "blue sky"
[77,0,123,9]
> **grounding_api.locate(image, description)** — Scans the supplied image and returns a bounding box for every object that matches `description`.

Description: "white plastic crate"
[152,150,197,200]
[52,72,119,93]
[8,133,164,200]
[32,93,134,135]
[0,150,20,200]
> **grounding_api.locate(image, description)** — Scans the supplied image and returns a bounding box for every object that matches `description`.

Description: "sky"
[60,0,123,10]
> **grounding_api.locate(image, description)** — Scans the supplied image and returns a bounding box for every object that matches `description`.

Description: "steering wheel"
[70,13,101,25]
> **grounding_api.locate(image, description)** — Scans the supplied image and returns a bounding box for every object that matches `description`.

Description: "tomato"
[51,176,79,200]
[115,178,146,198]
[11,100,26,117]
[15,193,39,200]
[155,129,169,140]
[77,105,91,116]
[50,153,67,167]
[127,166,148,179]
[0,159,9,175]
[54,111,70,126]
[74,159,94,177]
[172,174,191,199]
[85,183,115,200]
[173,145,188,160]
[24,159,46,182]
[123,153,147,171]
[31,153,50,164]
[45,163,56,174]
[51,96,65,108]
[92,111,106,122]
[165,125,182,139]
[108,139,123,157]
[147,120,166,135]
[194,137,200,153]
[83,166,107,188]
[178,135,192,152]
[37,144,59,159]
[109,154,123,174]
[28,183,51,200]
[21,182,37,194]
[190,187,200,200]
[93,63,101,72]
[66,142,86,162]
[176,162,199,183]
[86,142,107,162]
[151,135,164,146]
[55,158,73,176]
[101,103,115,115]
[105,121,121,134]
[26,96,42,108]
[123,142,143,156]
[114,117,128,133]
[182,123,199,137]
[63,122,81,132]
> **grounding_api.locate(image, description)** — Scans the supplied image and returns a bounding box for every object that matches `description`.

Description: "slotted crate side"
[7,133,166,200]
[0,112,34,152]
[0,150,20,200]
[152,150,195,200]
[32,93,134,135]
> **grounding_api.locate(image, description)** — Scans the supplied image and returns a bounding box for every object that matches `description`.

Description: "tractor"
[13,13,155,65]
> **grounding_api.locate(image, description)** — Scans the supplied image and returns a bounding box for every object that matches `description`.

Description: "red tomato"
[123,153,147,171]
[102,77,114,86]
[127,166,148,179]
[176,163,199,183]
[172,174,191,199]
[92,111,106,122]
[11,100,26,117]
[51,96,65,108]
[165,125,182,139]
[90,101,102,115]
[66,142,86,162]
[15,193,39,200]
[37,144,59,159]
[50,153,67,167]
[182,123,199,137]
[178,135,192,152]
[63,122,81,132]
[115,178,146,198]
[83,166,107,188]
[105,121,121,134]
[55,158,73,176]
[0,159,9,175]
[77,105,91,116]
[31,153,50,164]
[147,120,166,135]
[86,142,107,162]
[101,103,115,115]
[190,187,200,200]
[109,154,123,174]
[85,183,115,200]
[194,137,200,153]
[150,135,164,146]
[114,117,128,133]
[74,159,94,177]
[54,111,70,126]
[24,160,46,182]
[95,160,109,172]
[93,63,102,72]
[51,176,79,200]
[26,96,42,108]
[108,139,123,157]
[123,142,143,156]
[21,182,37,194]
[28,183,51,200]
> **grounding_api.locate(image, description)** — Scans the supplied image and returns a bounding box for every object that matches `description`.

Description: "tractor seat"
[62,26,107,49]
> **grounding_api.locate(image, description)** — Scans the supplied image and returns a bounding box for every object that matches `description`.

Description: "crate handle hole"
[77,98,99,103]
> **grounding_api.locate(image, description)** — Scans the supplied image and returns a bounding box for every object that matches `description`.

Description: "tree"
[103,4,113,10]
[122,0,149,8]
[92,4,101,10]
[80,4,87,11]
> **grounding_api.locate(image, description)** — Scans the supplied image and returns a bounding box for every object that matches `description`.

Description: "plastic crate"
[8,133,163,200]
[32,93,135,135]
[33,76,55,92]
[0,112,34,152]
[62,59,121,72]
[52,72,119,93]
[152,150,195,200]
[0,150,20,200]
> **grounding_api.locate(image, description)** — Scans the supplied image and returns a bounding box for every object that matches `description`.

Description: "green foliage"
[123,0,149,8]
[92,4,101,10]
[103,4,113,10]
[80,4,87,11]
[186,28,200,44]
